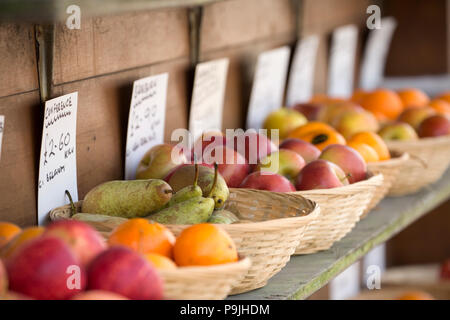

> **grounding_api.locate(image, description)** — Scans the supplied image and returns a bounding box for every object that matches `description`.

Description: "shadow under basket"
[364,151,410,216]
[291,173,384,255]
[386,135,450,196]
[49,189,319,296]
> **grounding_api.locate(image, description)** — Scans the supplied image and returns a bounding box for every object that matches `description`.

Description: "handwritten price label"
[246,46,291,129]
[125,73,168,180]
[0,115,4,161]
[38,92,78,225]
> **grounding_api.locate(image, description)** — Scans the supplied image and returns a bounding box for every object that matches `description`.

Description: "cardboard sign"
[189,58,229,143]
[286,36,320,106]
[327,25,359,98]
[0,115,4,161]
[359,17,397,90]
[125,73,169,180]
[330,262,361,300]
[38,92,78,225]
[246,46,291,130]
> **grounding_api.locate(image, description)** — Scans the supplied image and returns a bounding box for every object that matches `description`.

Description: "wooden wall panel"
[0,23,39,97]
[50,58,190,199]
[0,91,41,226]
[53,8,190,84]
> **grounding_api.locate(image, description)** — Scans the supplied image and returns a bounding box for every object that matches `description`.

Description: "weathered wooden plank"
[0,91,41,227]
[229,168,450,300]
[53,8,190,84]
[0,23,39,97]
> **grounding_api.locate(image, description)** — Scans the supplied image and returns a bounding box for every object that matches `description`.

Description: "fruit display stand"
[229,168,450,299]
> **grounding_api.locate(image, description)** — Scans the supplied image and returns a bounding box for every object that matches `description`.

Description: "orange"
[287,121,335,138]
[397,88,430,108]
[347,141,380,163]
[0,222,21,248]
[108,218,176,258]
[296,129,346,151]
[396,290,434,300]
[429,99,450,115]
[350,89,368,104]
[173,224,238,266]
[348,131,390,161]
[145,253,177,270]
[437,91,450,104]
[360,89,403,120]
[0,226,44,260]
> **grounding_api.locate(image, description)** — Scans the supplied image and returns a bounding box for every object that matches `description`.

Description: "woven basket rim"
[386,134,450,148]
[290,172,383,195]
[160,256,251,275]
[368,151,409,168]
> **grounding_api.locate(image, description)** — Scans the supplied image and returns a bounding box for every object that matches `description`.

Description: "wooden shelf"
[0,0,226,22]
[229,168,450,300]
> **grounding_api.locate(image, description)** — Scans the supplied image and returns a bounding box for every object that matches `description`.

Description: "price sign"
[247,46,291,130]
[125,73,169,180]
[359,17,397,90]
[327,25,358,98]
[38,92,78,225]
[0,115,4,161]
[330,262,361,300]
[188,58,229,143]
[286,36,320,106]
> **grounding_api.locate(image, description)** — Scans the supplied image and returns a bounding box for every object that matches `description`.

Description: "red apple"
[164,163,213,182]
[233,131,278,166]
[87,246,163,300]
[279,138,321,163]
[292,102,324,121]
[319,144,367,183]
[295,159,349,190]
[44,220,106,266]
[0,259,7,296]
[418,115,450,138]
[71,290,128,300]
[201,146,250,187]
[6,236,86,300]
[255,150,306,181]
[191,134,227,162]
[239,171,296,192]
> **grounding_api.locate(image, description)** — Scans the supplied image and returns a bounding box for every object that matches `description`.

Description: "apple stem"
[65,190,76,217]
[208,162,218,198]
[340,173,352,182]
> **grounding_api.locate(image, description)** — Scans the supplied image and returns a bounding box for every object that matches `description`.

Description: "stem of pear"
[65,190,76,217]
[193,163,199,187]
[208,162,218,198]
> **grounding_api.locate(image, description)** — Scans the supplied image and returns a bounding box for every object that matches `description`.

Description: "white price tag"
[359,17,397,90]
[330,262,361,300]
[362,244,386,286]
[286,36,320,106]
[38,92,78,225]
[247,46,291,129]
[125,73,169,180]
[327,25,359,98]
[189,58,229,143]
[0,115,4,161]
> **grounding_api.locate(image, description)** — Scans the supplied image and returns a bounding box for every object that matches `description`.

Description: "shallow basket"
[49,189,319,296]
[291,173,384,255]
[386,135,450,196]
[161,257,251,300]
[165,189,319,295]
[364,152,410,216]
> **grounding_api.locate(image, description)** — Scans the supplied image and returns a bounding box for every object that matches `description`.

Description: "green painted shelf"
[228,168,450,300]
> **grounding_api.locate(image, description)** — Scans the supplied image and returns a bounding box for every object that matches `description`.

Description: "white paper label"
[189,58,229,143]
[359,17,397,90]
[247,46,291,130]
[125,73,169,180]
[330,262,361,300]
[0,115,4,161]
[286,36,320,106]
[38,92,78,225]
[327,25,359,98]
[362,244,386,286]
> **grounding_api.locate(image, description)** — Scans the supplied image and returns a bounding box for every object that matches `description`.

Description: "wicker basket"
[386,135,450,196]
[292,173,384,254]
[49,189,319,296]
[363,152,410,216]
[161,257,251,300]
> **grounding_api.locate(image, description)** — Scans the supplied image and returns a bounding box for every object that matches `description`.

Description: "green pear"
[167,163,229,209]
[82,179,173,218]
[208,210,239,224]
[147,196,214,224]
[167,163,203,206]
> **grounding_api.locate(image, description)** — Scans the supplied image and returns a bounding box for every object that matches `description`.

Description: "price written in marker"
[189,58,229,143]
[327,25,359,98]
[247,46,291,130]
[38,92,78,225]
[125,73,168,180]
[286,36,320,106]
[0,115,4,161]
